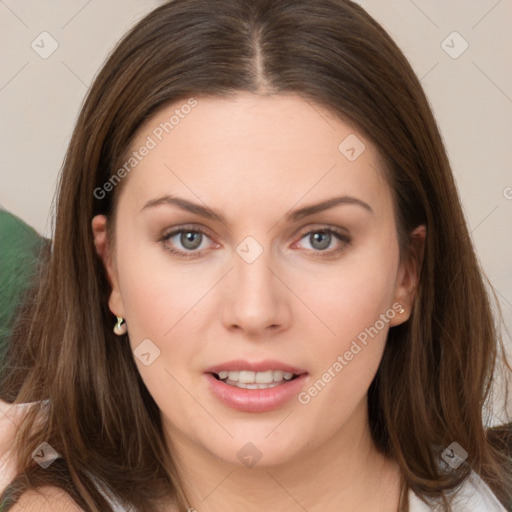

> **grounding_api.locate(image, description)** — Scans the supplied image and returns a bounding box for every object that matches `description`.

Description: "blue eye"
[295,228,351,257]
[160,226,351,260]
[161,227,212,259]
[302,230,335,251]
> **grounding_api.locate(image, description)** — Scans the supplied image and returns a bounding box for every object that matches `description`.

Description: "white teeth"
[214,369,298,385]
[256,370,274,384]
[238,370,256,383]
[273,370,284,381]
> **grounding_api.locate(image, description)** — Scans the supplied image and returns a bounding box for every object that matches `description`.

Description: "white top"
[0,399,506,511]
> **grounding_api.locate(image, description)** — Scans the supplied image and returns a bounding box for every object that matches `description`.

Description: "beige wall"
[0,1,511,419]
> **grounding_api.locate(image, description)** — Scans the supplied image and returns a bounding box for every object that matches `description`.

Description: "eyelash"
[160,224,351,260]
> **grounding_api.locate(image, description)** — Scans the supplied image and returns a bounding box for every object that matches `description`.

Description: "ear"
[92,215,125,319]
[389,224,426,327]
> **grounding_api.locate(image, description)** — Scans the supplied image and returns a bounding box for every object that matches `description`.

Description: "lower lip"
[204,373,309,413]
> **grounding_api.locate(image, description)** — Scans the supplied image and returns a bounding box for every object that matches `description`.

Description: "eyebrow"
[140,194,373,223]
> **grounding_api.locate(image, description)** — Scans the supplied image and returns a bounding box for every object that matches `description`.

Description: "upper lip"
[205,359,308,375]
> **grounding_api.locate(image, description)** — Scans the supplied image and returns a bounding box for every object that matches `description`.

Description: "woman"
[0,0,510,510]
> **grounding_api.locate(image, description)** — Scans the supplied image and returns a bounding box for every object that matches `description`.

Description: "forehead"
[119,93,391,217]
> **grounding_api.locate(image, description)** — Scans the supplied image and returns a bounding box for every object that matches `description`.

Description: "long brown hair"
[1,0,511,510]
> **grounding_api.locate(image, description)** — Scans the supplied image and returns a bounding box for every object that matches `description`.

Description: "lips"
[203,359,309,412]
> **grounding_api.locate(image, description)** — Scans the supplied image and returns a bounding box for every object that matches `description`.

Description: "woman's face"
[93,93,421,468]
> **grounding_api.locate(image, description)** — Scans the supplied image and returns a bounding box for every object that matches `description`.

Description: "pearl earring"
[114,316,127,335]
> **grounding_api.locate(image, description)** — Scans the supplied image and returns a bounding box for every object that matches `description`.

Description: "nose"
[221,244,291,338]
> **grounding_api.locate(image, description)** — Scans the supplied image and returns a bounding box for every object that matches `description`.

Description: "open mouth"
[205,367,309,412]
[211,370,301,389]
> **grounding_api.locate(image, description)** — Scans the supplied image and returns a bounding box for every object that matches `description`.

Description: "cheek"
[294,231,399,410]
[299,228,399,347]
[114,219,206,341]
[113,242,203,422]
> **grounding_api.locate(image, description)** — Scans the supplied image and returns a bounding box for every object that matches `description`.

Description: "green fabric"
[0,209,47,370]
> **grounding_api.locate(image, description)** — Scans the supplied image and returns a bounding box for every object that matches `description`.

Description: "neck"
[165,401,402,512]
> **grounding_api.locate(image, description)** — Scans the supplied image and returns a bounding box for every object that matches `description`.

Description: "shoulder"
[0,399,25,493]
[9,486,85,511]
[408,469,507,511]
[1,401,83,511]
[0,399,51,495]
[450,470,508,511]
[0,401,135,511]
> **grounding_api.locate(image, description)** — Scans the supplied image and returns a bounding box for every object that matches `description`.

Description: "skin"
[93,93,426,512]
